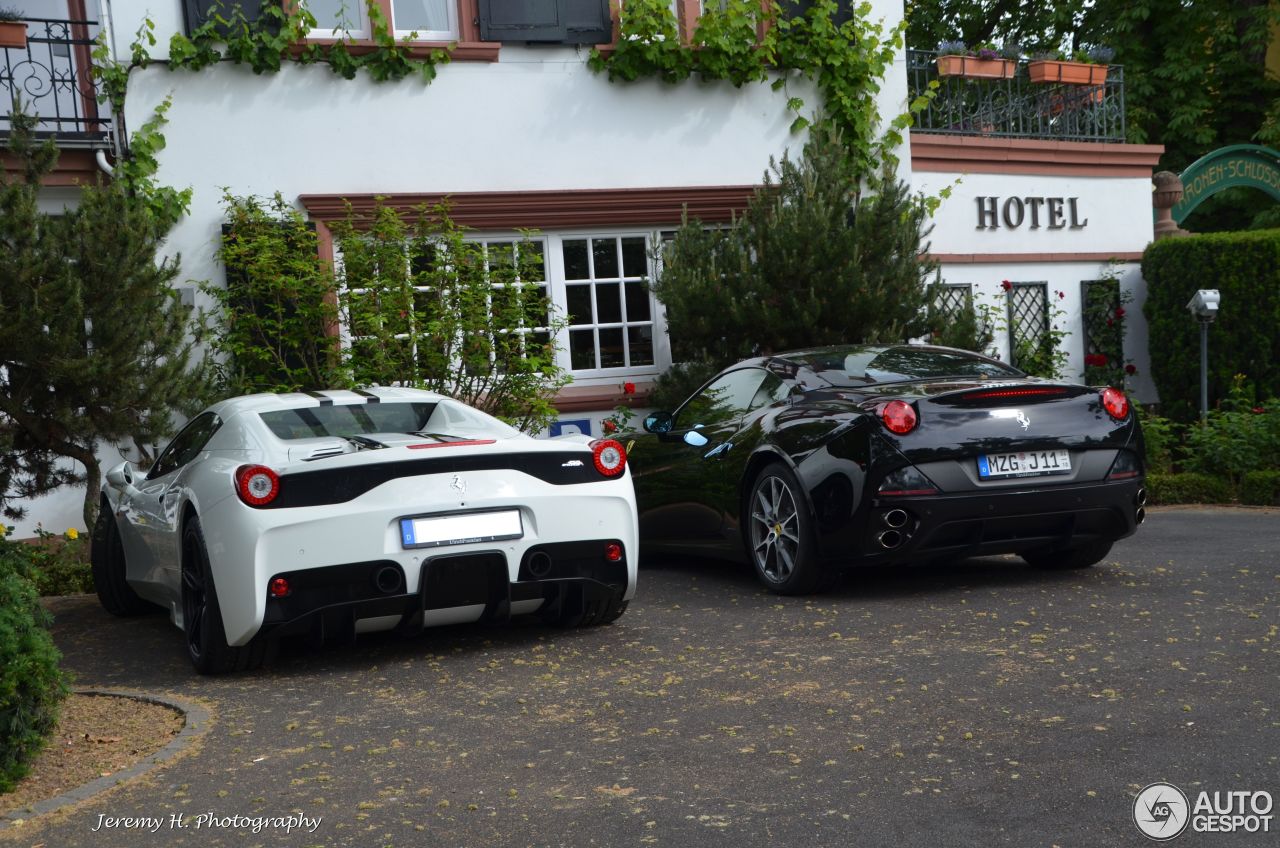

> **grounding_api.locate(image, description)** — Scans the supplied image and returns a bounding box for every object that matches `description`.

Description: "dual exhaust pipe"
[877,509,910,550]
[1135,487,1147,525]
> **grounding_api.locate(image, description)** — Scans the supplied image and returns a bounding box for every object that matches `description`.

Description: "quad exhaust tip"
[1135,487,1148,507]
[1135,507,1146,525]
[877,529,903,550]
[528,551,553,579]
[883,509,909,529]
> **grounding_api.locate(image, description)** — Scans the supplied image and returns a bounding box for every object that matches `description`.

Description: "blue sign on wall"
[549,418,592,437]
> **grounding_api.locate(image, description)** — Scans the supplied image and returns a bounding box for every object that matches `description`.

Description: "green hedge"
[0,558,67,792]
[1240,470,1280,506]
[1142,231,1280,422]
[1146,472,1235,505]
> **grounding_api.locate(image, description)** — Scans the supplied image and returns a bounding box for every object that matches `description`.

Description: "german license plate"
[977,449,1071,479]
[399,509,523,549]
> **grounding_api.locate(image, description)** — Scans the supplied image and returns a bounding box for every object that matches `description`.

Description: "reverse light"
[1101,387,1131,421]
[604,542,624,562]
[236,465,280,506]
[878,465,940,497]
[1107,449,1142,480]
[880,400,919,435]
[268,577,291,599]
[591,439,627,477]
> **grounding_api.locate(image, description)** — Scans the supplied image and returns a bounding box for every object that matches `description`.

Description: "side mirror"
[683,430,709,447]
[105,461,135,490]
[643,411,674,434]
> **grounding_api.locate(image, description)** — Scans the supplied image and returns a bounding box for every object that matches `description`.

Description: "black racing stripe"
[262,452,601,509]
[353,389,381,403]
[304,390,334,406]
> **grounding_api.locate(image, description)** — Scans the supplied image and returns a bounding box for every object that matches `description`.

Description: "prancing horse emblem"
[1015,411,1031,431]
[450,474,467,495]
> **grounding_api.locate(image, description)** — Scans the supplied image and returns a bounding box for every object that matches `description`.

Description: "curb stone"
[0,688,212,829]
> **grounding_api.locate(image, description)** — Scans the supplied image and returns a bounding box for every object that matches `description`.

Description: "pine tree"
[0,104,211,528]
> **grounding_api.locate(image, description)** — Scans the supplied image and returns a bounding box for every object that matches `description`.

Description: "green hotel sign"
[1173,144,1280,224]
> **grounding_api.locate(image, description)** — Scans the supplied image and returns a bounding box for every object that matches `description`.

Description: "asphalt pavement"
[6,507,1278,847]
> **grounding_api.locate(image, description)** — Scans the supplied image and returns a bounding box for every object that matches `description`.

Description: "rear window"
[799,346,1020,386]
[260,402,438,440]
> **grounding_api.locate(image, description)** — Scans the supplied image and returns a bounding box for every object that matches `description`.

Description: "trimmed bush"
[0,558,67,792]
[1142,231,1280,422]
[1146,472,1234,505]
[1240,470,1280,506]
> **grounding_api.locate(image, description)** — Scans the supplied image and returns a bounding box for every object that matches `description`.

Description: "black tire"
[744,462,834,594]
[1022,539,1113,570]
[181,516,269,675]
[542,592,629,629]
[90,497,155,616]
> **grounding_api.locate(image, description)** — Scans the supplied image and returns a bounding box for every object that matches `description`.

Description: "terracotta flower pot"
[0,20,27,50]
[936,55,1017,80]
[1028,59,1108,86]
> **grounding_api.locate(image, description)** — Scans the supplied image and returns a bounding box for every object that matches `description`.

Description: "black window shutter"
[479,0,611,44]
[480,0,564,41]
[562,0,611,44]
[181,1,270,37]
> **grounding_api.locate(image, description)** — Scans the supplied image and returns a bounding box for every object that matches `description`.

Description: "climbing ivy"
[167,1,449,83]
[590,0,935,171]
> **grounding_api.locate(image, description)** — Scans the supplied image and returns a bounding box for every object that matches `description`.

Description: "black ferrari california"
[628,344,1145,593]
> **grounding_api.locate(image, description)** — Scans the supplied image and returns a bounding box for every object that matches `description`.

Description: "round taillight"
[880,400,918,435]
[590,439,627,477]
[268,577,290,598]
[604,542,623,562]
[1101,387,1130,421]
[236,464,280,506]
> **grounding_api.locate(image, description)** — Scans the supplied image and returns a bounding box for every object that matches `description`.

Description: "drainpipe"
[95,148,113,175]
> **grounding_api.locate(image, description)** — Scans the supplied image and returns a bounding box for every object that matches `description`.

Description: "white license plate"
[977,449,1072,479]
[399,509,523,549]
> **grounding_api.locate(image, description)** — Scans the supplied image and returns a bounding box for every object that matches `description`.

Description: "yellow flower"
[65,528,79,540]
[0,525,7,539]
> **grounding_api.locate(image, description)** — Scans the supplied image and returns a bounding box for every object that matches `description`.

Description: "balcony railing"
[1,17,115,150]
[907,49,1126,143]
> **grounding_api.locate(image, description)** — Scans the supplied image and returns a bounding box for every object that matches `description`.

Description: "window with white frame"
[303,0,458,40]
[303,0,369,38]
[338,230,670,382]
[559,235,658,375]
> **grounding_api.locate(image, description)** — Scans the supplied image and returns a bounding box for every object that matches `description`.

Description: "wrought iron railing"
[908,49,1126,143]
[1,17,115,150]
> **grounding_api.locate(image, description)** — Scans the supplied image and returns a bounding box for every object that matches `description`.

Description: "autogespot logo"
[1134,783,1191,841]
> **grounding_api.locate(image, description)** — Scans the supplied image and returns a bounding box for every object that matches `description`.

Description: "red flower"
[1000,280,1013,292]
[1106,318,1114,326]
[1057,290,1066,300]
[1253,407,1265,414]
[1124,363,1137,375]
[1085,353,1108,367]
[623,382,636,395]
[1115,307,1126,319]
[603,419,618,433]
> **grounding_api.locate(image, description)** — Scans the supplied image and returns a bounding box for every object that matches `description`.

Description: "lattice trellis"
[1007,283,1048,368]
[934,284,973,321]
[1081,278,1122,357]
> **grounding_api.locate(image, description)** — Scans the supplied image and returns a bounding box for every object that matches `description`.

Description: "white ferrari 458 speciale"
[91,388,637,674]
